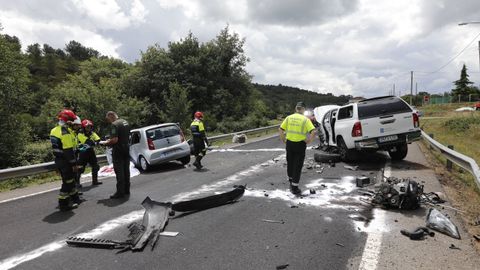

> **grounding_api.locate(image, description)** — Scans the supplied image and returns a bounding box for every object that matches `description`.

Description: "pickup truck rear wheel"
[338,137,355,161]
[388,143,408,161]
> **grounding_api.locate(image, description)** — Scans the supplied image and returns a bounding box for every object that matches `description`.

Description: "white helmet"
[73,116,82,125]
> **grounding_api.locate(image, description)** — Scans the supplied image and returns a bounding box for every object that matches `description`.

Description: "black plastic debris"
[276,264,289,269]
[426,208,461,239]
[400,227,435,240]
[171,185,245,212]
[356,177,370,188]
[449,244,461,250]
[67,186,246,252]
[66,237,125,249]
[309,189,316,194]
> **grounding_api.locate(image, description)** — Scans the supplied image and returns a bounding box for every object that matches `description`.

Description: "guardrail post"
[429,134,434,150]
[447,145,454,171]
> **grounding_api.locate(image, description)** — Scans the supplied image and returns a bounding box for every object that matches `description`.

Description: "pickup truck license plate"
[378,135,398,143]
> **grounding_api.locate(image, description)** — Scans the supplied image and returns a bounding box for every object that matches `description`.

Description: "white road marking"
[358,161,391,270]
[0,155,285,270]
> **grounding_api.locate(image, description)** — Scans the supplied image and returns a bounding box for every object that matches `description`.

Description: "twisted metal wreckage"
[66,185,246,252]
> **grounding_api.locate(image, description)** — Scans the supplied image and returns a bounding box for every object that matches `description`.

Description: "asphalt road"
[0,136,479,270]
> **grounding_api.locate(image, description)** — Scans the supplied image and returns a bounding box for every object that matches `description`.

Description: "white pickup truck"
[313,96,421,161]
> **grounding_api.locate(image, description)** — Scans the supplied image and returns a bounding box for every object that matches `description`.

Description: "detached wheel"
[314,151,341,163]
[139,156,150,171]
[179,155,191,165]
[388,143,408,161]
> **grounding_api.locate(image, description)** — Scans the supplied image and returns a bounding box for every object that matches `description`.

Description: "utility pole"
[415,82,418,105]
[410,71,413,105]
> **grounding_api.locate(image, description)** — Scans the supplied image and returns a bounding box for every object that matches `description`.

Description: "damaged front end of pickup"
[66,185,246,252]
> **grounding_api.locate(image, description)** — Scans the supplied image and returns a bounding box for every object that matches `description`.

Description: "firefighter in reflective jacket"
[190,111,210,170]
[279,102,317,195]
[50,109,81,211]
[77,119,102,186]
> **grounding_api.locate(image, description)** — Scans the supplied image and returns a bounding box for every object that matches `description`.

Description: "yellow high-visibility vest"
[280,113,315,142]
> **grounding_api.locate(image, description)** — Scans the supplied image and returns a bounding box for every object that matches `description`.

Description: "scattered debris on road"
[400,227,435,240]
[356,177,371,188]
[262,219,285,224]
[426,208,461,239]
[336,243,345,247]
[344,165,358,171]
[66,186,246,252]
[276,264,289,269]
[309,189,316,194]
[449,244,461,250]
[372,178,423,210]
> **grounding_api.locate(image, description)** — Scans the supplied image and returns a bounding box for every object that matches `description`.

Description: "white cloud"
[2,0,480,97]
[0,9,121,58]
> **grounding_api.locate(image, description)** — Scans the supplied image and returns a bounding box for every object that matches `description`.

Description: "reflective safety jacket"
[190,119,206,138]
[50,125,77,164]
[280,113,315,142]
[77,131,100,147]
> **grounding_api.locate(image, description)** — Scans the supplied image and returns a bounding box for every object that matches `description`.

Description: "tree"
[65,40,100,61]
[0,34,31,168]
[163,82,192,130]
[452,64,474,96]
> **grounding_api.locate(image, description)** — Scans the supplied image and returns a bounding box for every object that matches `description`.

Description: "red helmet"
[57,109,76,122]
[81,119,93,128]
[194,111,203,119]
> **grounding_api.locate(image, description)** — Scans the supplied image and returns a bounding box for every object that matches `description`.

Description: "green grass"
[419,103,480,192]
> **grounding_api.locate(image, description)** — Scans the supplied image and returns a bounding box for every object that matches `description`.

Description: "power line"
[419,31,480,74]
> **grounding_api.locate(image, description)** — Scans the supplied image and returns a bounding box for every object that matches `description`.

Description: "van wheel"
[179,155,191,165]
[338,137,355,161]
[388,143,408,161]
[139,156,150,171]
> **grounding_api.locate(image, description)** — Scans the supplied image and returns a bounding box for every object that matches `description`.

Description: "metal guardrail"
[421,131,480,190]
[0,125,280,181]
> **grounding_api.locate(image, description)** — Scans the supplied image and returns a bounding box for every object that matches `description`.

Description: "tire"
[337,137,356,162]
[178,155,191,165]
[139,156,150,171]
[314,151,341,163]
[388,143,408,161]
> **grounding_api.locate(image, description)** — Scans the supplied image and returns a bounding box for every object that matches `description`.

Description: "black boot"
[289,184,302,195]
[91,171,102,185]
[193,156,202,169]
[59,198,78,211]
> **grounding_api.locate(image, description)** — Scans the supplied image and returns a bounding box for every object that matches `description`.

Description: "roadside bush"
[21,141,53,165]
[444,116,480,132]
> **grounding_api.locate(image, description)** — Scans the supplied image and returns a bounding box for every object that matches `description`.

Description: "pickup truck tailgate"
[360,112,416,140]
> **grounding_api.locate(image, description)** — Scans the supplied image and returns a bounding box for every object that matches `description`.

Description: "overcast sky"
[2,0,480,97]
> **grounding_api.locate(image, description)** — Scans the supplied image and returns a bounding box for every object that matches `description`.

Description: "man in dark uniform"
[100,111,130,199]
[190,111,210,170]
[279,102,317,195]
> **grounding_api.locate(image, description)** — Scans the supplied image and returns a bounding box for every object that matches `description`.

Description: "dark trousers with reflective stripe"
[286,140,307,184]
[55,158,78,208]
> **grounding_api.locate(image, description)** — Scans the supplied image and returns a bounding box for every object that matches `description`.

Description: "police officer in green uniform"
[279,102,317,195]
[190,111,210,170]
[77,119,102,186]
[101,111,130,199]
[50,109,82,211]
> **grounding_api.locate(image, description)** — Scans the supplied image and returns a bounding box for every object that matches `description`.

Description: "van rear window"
[146,125,180,140]
[357,97,412,119]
